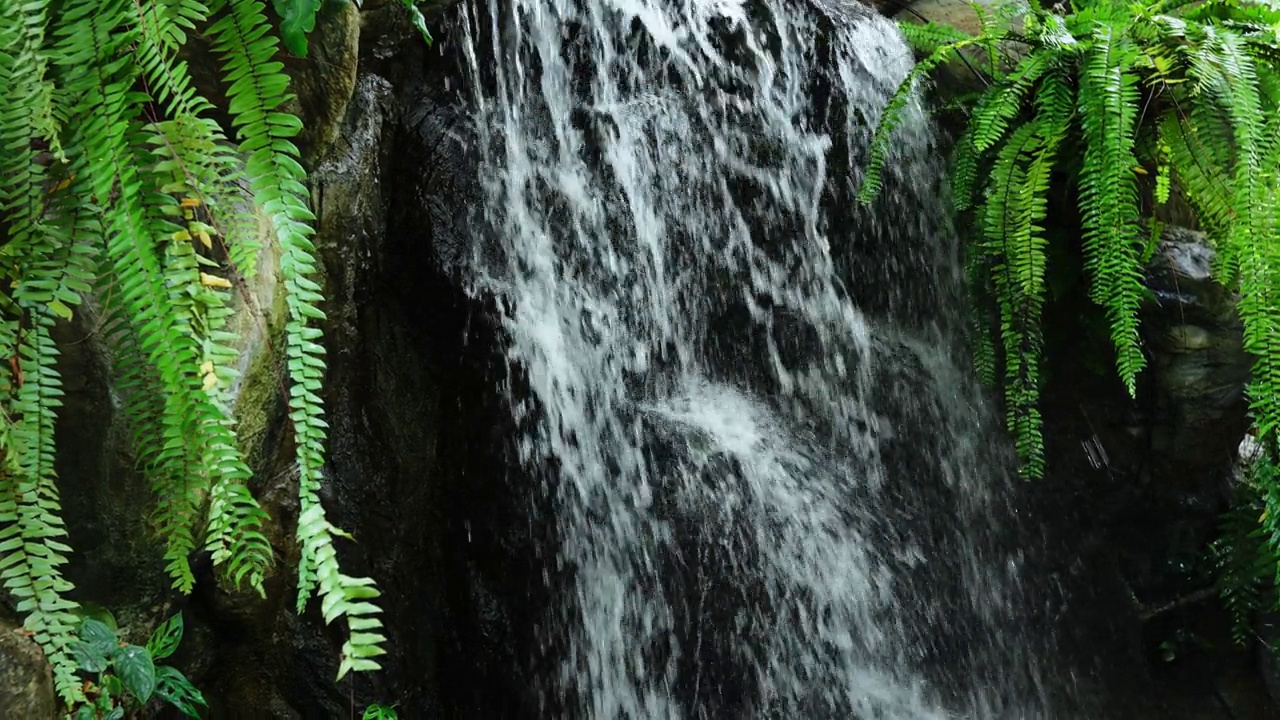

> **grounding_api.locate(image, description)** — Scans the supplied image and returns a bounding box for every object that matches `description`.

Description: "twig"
[1137,586,1219,621]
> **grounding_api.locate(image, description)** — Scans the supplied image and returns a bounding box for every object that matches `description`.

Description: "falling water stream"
[459,0,1057,716]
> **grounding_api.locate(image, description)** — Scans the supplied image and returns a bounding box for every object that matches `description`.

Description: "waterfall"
[458,0,1057,716]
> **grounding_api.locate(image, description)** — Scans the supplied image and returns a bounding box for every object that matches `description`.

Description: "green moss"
[231,212,289,472]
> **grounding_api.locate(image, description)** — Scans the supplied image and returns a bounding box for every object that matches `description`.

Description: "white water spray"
[459,0,1054,715]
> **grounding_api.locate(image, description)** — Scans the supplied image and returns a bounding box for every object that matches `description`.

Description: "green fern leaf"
[860,33,988,203]
[1077,22,1146,398]
[0,314,84,704]
[210,0,386,679]
[898,20,974,55]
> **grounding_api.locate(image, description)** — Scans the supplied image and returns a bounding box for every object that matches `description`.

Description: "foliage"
[69,613,205,718]
[1212,447,1280,646]
[363,703,400,720]
[274,0,434,57]
[862,0,1280,479]
[0,0,385,706]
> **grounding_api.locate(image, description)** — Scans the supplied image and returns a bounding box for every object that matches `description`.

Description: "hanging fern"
[863,0,1280,480]
[0,0,388,706]
[208,0,386,678]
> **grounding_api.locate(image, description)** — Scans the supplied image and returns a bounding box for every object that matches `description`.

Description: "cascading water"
[458,0,1061,716]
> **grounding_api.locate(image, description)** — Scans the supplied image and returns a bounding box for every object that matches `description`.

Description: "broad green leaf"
[77,618,118,663]
[400,0,434,46]
[155,665,207,718]
[101,674,123,698]
[363,703,399,720]
[273,0,322,56]
[113,645,157,702]
[71,640,110,673]
[146,613,184,661]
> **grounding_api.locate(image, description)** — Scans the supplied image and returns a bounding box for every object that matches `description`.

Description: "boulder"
[0,615,55,719]
[1143,227,1253,490]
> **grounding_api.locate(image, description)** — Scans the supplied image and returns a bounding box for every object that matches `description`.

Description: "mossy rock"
[0,615,55,719]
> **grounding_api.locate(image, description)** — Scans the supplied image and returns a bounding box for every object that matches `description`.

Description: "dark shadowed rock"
[1143,227,1252,492]
[1025,224,1269,719]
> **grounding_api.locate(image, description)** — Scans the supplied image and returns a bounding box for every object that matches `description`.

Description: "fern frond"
[1077,23,1146,397]
[3,168,100,703]
[0,313,84,705]
[951,124,984,211]
[983,118,1051,477]
[205,480,272,592]
[899,20,974,55]
[969,50,1057,155]
[0,2,86,705]
[0,0,59,312]
[1213,496,1269,645]
[132,0,215,118]
[968,247,998,385]
[141,120,274,593]
[1260,454,1280,589]
[209,0,385,678]
[133,0,264,278]
[1238,113,1280,442]
[1208,33,1280,442]
[50,0,223,593]
[860,33,987,202]
[983,132,1033,471]
[1160,111,1236,239]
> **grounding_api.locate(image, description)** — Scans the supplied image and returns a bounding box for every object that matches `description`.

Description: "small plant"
[362,702,399,720]
[68,613,206,719]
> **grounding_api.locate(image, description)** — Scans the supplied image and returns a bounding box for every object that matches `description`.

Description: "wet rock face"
[288,1,362,162]
[192,5,553,716]
[1129,228,1252,605]
[54,311,170,625]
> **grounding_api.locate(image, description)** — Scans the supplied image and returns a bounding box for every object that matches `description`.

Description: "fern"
[1214,449,1280,646]
[0,314,84,703]
[866,0,1280,479]
[0,0,84,704]
[209,0,385,679]
[859,32,986,202]
[1212,497,1269,646]
[0,0,389,705]
[898,19,974,54]
[141,120,274,594]
[1076,22,1146,397]
[879,0,1280,641]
